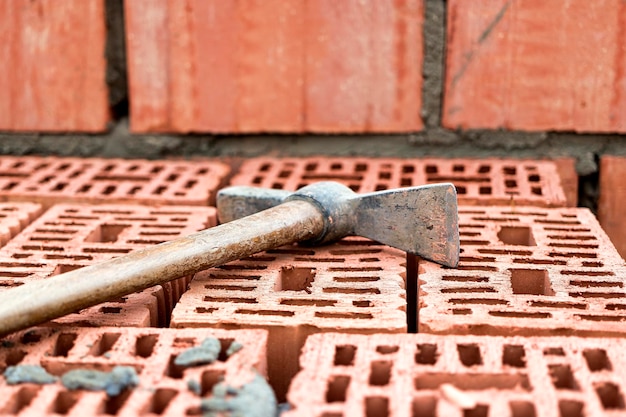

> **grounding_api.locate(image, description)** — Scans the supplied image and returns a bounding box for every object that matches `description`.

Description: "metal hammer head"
[217,181,460,267]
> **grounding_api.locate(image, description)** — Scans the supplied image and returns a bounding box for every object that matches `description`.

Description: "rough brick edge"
[0,156,230,207]
[419,206,626,337]
[599,155,626,260]
[0,327,269,416]
[229,157,572,207]
[0,203,43,248]
[285,332,626,417]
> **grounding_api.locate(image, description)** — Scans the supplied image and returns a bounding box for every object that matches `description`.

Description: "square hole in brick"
[464,405,489,417]
[498,226,536,246]
[558,400,584,417]
[365,397,389,417]
[457,344,482,367]
[275,266,315,293]
[595,382,625,409]
[369,361,392,386]
[1,386,40,415]
[411,396,436,417]
[85,224,129,243]
[502,345,526,368]
[334,345,357,366]
[149,388,178,415]
[509,401,536,417]
[135,334,158,358]
[326,375,351,403]
[509,269,554,296]
[415,344,439,365]
[583,349,612,372]
[548,365,579,390]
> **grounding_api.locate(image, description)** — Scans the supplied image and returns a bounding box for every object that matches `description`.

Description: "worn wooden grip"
[0,200,324,338]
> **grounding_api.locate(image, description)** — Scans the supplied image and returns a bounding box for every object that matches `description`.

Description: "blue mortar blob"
[226,341,244,357]
[3,364,58,385]
[61,366,139,396]
[200,373,277,417]
[175,337,222,367]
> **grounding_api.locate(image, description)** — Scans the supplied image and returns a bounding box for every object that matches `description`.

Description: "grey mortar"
[175,337,222,367]
[61,366,139,396]
[4,364,57,385]
[200,373,277,417]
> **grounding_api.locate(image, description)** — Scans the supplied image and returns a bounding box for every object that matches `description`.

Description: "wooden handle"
[0,200,324,338]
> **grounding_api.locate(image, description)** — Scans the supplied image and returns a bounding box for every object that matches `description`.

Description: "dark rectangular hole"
[510,401,536,417]
[411,396,436,417]
[548,365,578,390]
[583,349,612,372]
[558,400,584,417]
[53,333,77,357]
[369,361,392,386]
[53,391,79,415]
[326,375,350,403]
[595,382,625,409]
[136,334,159,358]
[509,268,554,296]
[334,345,356,366]
[464,405,489,417]
[502,345,526,368]
[89,332,121,356]
[457,344,482,367]
[365,396,389,417]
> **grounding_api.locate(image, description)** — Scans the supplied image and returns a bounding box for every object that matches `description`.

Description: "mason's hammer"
[0,182,459,337]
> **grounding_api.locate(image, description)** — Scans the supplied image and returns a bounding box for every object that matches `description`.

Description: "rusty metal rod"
[0,200,324,338]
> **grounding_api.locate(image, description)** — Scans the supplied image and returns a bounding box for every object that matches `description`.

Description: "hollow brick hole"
[595,382,625,410]
[103,389,132,415]
[135,334,158,358]
[415,344,438,365]
[334,345,357,366]
[509,269,554,296]
[509,401,536,417]
[275,266,316,293]
[53,333,77,357]
[1,386,40,414]
[89,332,120,357]
[548,365,579,390]
[326,375,350,403]
[498,226,536,246]
[457,344,482,367]
[502,345,526,368]
[149,388,177,415]
[463,405,489,417]
[52,391,79,415]
[202,370,226,396]
[369,361,392,386]
[85,224,130,243]
[558,400,584,417]
[365,396,389,417]
[411,396,436,417]
[583,349,612,372]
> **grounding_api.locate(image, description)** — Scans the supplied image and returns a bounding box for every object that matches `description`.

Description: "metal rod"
[406,253,419,333]
[0,200,325,338]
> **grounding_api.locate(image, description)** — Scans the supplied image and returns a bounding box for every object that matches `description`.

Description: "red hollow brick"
[443,0,626,133]
[0,203,42,247]
[598,155,626,259]
[230,157,572,207]
[0,0,109,132]
[285,332,626,417]
[419,206,626,337]
[0,156,229,207]
[0,327,269,416]
[170,236,407,400]
[0,203,217,328]
[125,0,423,133]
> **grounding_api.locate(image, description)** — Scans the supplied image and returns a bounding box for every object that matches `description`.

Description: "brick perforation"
[420,207,626,336]
[286,333,626,417]
[230,157,569,207]
[0,157,229,207]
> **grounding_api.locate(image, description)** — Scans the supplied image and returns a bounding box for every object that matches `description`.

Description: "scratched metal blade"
[353,183,460,267]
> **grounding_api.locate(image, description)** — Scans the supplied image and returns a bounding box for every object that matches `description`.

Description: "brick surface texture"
[286,333,626,417]
[0,156,229,207]
[170,236,407,399]
[0,204,217,328]
[598,156,626,259]
[0,327,268,416]
[419,206,626,337]
[0,203,42,247]
[125,0,423,133]
[443,0,626,133]
[0,1,109,132]
[230,157,572,207]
